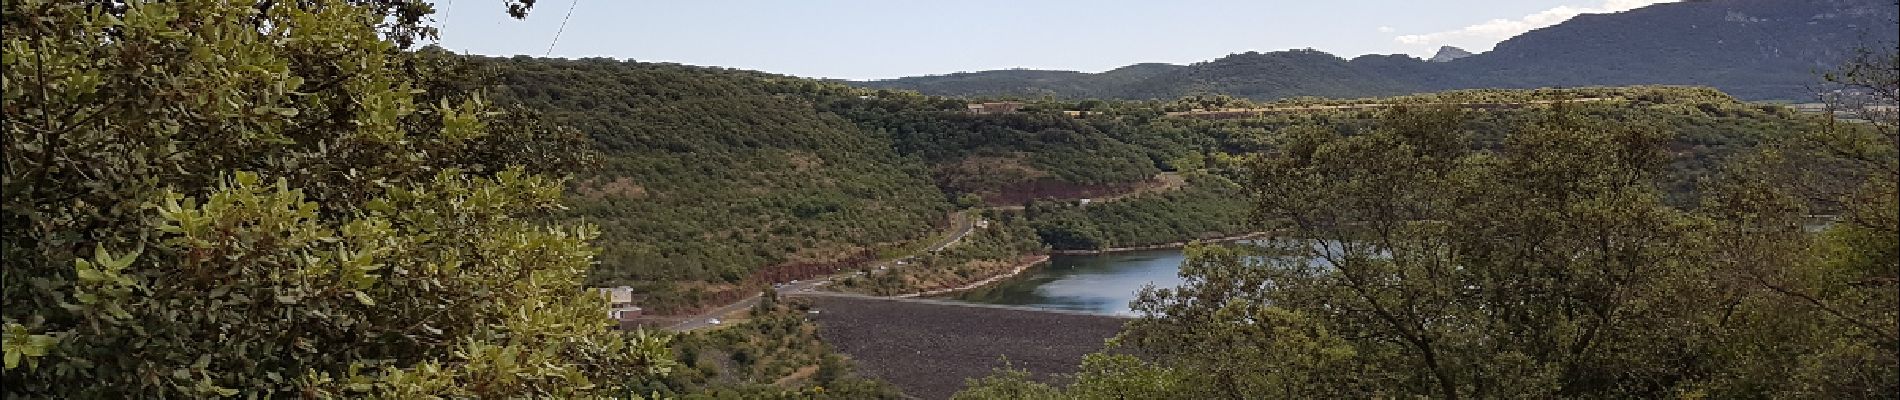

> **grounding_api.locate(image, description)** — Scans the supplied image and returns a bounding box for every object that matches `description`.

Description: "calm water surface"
[946,249,1189,316]
[945,240,1354,315]
[945,218,1844,314]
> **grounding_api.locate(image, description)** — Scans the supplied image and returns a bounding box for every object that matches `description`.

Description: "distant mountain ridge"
[858,0,1897,101]
[1429,46,1473,62]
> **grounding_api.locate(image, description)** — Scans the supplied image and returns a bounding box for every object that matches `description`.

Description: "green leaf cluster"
[478,57,952,293]
[2,1,668,397]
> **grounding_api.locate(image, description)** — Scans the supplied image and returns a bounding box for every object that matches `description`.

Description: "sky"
[431,0,1678,80]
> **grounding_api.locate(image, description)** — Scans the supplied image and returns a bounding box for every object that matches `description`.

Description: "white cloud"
[1393,0,1677,52]
[1377,26,1396,33]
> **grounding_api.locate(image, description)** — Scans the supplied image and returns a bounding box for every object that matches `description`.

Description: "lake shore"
[1049,231,1269,255]
[894,255,1051,298]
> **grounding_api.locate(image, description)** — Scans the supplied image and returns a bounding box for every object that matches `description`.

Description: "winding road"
[665,211,982,332]
[662,172,1184,332]
[789,290,1127,318]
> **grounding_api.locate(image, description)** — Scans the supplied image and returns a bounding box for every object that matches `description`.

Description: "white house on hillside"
[596,286,643,321]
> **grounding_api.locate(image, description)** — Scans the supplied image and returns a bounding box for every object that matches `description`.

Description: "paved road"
[665,278,831,331]
[666,210,984,332]
[924,211,977,253]
[662,174,1194,332]
[789,290,1130,318]
[664,294,759,331]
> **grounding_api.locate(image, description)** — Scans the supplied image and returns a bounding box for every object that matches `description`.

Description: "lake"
[943,240,1356,315]
[945,249,1189,316]
[944,217,1843,315]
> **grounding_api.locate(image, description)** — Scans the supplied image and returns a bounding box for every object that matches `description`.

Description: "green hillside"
[476,58,1204,310]
[479,53,1819,313]
[483,57,951,289]
[807,92,1184,202]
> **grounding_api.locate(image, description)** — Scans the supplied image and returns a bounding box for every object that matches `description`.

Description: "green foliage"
[1,323,56,371]
[791,91,1207,206]
[474,53,1801,309]
[814,96,1173,192]
[1025,173,1255,250]
[472,56,1229,304]
[955,193,987,208]
[478,57,952,287]
[955,354,1208,400]
[1,1,668,397]
[950,366,1064,400]
[660,302,904,398]
[1676,40,1900,398]
[831,212,1047,295]
[1162,87,1818,207]
[956,102,1896,398]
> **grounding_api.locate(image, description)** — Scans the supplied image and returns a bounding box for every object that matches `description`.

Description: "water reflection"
[946,249,1189,316]
[944,240,1355,315]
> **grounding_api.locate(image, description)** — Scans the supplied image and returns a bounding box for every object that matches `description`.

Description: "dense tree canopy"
[8,1,1879,398]
[1,1,671,397]
[475,52,1824,315]
[956,99,1896,398]
[474,57,1223,310]
[1024,173,1254,251]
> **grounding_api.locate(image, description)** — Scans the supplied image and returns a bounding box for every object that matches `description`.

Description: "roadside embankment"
[894,255,1050,298]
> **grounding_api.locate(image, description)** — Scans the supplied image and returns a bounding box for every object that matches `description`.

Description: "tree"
[757,286,780,315]
[956,193,987,209]
[1,0,671,397]
[951,366,1063,400]
[1178,105,1707,398]
[957,102,1897,398]
[1686,31,1900,397]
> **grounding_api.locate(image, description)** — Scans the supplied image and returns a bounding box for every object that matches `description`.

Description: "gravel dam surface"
[804,295,1129,399]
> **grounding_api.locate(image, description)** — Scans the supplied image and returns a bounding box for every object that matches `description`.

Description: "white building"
[596,286,642,320]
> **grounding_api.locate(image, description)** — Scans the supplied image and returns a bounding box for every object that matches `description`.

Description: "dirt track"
[804,295,1128,399]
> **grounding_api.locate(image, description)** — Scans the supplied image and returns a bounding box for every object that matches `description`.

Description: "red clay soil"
[806,296,1127,399]
[751,249,880,284]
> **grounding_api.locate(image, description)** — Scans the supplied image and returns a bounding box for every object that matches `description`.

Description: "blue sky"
[431,0,1677,80]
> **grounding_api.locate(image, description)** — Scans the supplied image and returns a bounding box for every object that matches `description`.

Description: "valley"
[4,0,1893,398]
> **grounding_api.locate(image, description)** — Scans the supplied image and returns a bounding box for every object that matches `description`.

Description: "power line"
[546,0,579,56]
[437,0,455,32]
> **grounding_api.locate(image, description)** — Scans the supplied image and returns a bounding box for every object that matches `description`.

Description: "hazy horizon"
[432,0,1680,80]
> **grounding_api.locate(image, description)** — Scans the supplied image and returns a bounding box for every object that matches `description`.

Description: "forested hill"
[476,56,1195,309]
[476,53,1822,313]
[483,57,951,291]
[858,0,1897,101]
